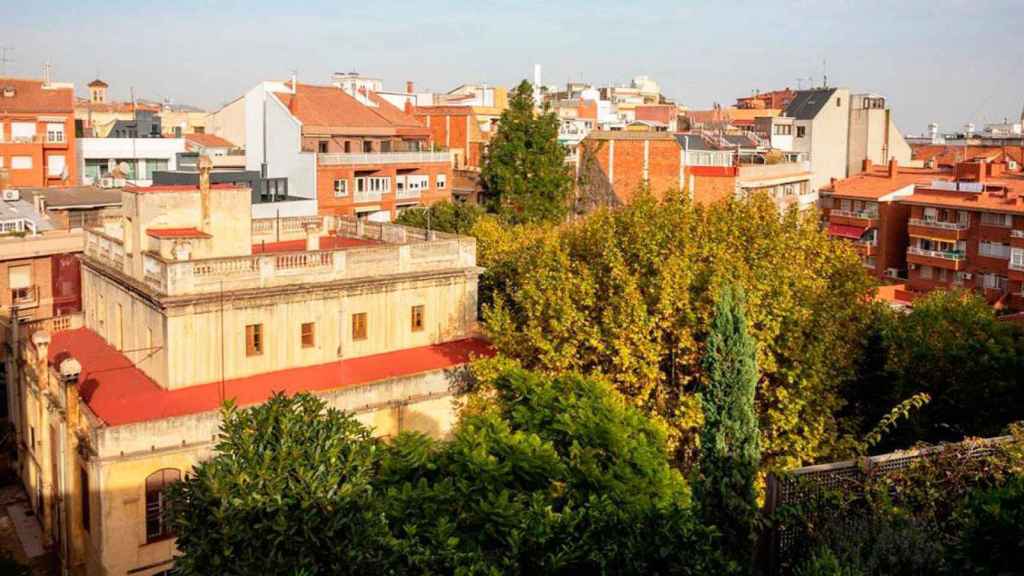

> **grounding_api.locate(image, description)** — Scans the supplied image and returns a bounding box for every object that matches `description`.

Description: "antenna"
[0,46,14,76]
[822,58,828,88]
[42,61,52,85]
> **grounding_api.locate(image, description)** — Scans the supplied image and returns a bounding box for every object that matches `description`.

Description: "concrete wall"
[244,83,317,215]
[207,97,246,148]
[77,138,186,186]
[805,88,851,191]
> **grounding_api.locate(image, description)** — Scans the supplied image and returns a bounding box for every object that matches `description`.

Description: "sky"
[4,0,1023,136]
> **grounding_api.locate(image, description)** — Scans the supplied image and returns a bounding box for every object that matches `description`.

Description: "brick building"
[736,88,797,110]
[413,105,490,169]
[0,77,77,188]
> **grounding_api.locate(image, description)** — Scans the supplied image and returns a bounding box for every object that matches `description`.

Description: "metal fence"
[761,436,1012,575]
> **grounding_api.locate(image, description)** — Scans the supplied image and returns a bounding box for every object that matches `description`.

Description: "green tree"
[481,80,572,225]
[481,193,876,471]
[169,370,730,575]
[696,285,761,562]
[394,200,486,234]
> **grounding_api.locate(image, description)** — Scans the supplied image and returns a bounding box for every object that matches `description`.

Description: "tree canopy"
[478,192,876,471]
[480,80,573,225]
[168,368,731,575]
[394,200,486,235]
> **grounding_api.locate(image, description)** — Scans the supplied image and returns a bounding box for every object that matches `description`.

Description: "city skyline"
[4,0,1023,135]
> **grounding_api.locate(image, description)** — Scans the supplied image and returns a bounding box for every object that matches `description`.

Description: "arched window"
[145,468,180,542]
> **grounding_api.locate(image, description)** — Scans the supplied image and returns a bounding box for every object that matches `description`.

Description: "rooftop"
[273,82,429,137]
[184,133,236,150]
[22,185,123,209]
[903,176,1024,213]
[49,327,492,426]
[784,88,838,121]
[824,166,949,200]
[0,77,74,114]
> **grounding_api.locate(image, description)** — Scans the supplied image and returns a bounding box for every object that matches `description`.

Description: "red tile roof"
[49,328,493,426]
[74,97,161,114]
[146,227,211,239]
[902,177,1024,214]
[0,77,74,114]
[184,133,236,150]
[824,166,949,200]
[251,236,380,253]
[274,83,428,137]
[911,144,1024,168]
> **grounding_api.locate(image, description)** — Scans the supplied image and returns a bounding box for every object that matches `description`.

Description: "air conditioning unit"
[1,189,20,201]
[99,177,114,188]
[962,272,973,280]
[909,263,918,271]
[884,267,900,278]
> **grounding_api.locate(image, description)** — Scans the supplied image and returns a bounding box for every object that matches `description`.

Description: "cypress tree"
[696,284,761,563]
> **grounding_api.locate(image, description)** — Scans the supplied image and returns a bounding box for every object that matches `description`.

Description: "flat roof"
[824,166,948,200]
[50,328,493,426]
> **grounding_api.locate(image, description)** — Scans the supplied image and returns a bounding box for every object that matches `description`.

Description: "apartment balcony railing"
[1011,229,1024,239]
[354,189,383,203]
[318,151,452,166]
[908,218,968,231]
[907,246,966,261]
[1010,260,1024,272]
[0,135,43,144]
[395,187,422,201]
[830,209,879,221]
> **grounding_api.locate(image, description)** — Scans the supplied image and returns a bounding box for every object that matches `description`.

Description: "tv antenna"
[0,47,14,76]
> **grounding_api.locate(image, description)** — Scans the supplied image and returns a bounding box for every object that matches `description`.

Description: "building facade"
[0,77,77,188]
[9,163,487,575]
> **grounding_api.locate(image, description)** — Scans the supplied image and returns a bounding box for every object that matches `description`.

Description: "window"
[411,305,424,332]
[362,140,373,153]
[344,141,352,153]
[46,123,65,143]
[923,207,938,221]
[318,141,328,154]
[773,124,792,136]
[194,126,205,134]
[352,313,367,341]
[981,273,1008,291]
[334,178,348,197]
[836,97,841,107]
[406,175,428,191]
[380,140,391,153]
[80,467,90,532]
[980,212,1012,227]
[11,122,35,141]
[979,241,1010,259]
[145,469,181,542]
[48,155,66,178]
[301,322,315,348]
[141,159,168,180]
[436,174,447,189]
[11,156,32,170]
[9,265,33,304]
[796,126,806,138]
[1011,248,1024,268]
[245,323,263,356]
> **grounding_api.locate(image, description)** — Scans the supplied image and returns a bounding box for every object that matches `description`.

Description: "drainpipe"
[58,356,81,576]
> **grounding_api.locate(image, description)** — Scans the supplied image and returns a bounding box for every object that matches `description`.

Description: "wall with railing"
[318,151,452,166]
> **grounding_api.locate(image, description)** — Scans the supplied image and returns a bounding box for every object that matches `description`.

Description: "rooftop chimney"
[887,158,898,179]
[406,80,414,94]
[863,158,873,173]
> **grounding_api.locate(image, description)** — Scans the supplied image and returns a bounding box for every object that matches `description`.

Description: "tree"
[169,370,732,575]
[696,285,761,561]
[481,80,573,225]
[394,200,485,235]
[480,193,876,471]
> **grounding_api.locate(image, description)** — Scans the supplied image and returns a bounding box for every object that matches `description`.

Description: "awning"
[828,222,868,240]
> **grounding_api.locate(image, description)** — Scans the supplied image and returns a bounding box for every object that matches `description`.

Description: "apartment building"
[0,77,77,188]
[782,88,911,191]
[77,137,186,186]
[245,78,453,220]
[74,79,162,138]
[9,161,487,575]
[902,162,1024,308]
[414,106,490,169]
[821,160,946,278]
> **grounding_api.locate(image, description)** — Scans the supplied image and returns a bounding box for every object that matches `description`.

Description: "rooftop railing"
[908,218,968,231]
[318,151,452,166]
[907,246,965,261]
[830,208,879,221]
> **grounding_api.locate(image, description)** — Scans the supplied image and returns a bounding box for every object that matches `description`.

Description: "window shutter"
[8,265,32,290]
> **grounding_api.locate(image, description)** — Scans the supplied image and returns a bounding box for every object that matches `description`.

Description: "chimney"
[404,100,414,115]
[291,72,297,94]
[59,356,82,424]
[198,155,213,231]
[863,158,873,173]
[887,158,898,179]
[406,80,414,94]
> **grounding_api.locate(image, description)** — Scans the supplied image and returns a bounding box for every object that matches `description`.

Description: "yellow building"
[9,160,487,575]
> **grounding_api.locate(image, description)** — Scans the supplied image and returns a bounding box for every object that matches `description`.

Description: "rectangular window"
[11,156,32,170]
[352,313,367,341]
[436,174,447,189]
[344,141,352,153]
[48,154,66,178]
[318,141,329,154]
[923,207,938,221]
[11,121,36,141]
[1012,248,1024,269]
[406,175,428,190]
[380,140,391,153]
[980,212,1012,227]
[362,141,373,153]
[301,322,315,348]
[979,241,1010,259]
[796,126,806,138]
[411,305,424,332]
[334,178,348,197]
[46,123,65,143]
[141,159,168,180]
[245,324,263,356]
[80,468,90,532]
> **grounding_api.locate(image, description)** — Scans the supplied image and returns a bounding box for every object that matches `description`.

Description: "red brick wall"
[634,105,675,126]
[689,172,736,205]
[414,110,481,168]
[876,202,909,278]
[316,161,452,219]
[591,137,682,204]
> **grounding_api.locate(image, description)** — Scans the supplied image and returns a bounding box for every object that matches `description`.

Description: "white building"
[77,138,186,187]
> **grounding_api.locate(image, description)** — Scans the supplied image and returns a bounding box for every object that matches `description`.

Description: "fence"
[761,436,1013,575]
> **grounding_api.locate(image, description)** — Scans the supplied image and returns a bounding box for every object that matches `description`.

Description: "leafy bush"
[948,475,1024,575]
[394,200,486,235]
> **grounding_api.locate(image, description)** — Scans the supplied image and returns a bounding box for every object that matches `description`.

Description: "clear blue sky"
[5,0,1023,135]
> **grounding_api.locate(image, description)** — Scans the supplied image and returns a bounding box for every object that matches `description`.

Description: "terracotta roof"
[824,166,949,200]
[184,133,236,150]
[75,98,161,114]
[87,79,108,88]
[875,284,917,307]
[586,130,678,141]
[273,83,428,136]
[146,227,211,239]
[0,77,74,114]
[250,236,380,253]
[49,328,493,426]
[911,144,1019,167]
[902,176,1024,214]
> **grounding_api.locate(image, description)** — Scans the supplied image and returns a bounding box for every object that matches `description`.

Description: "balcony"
[318,151,452,166]
[908,218,969,241]
[907,246,966,270]
[854,241,877,256]
[354,189,383,203]
[1009,260,1024,281]
[829,208,879,227]
[395,187,422,201]
[1011,229,1024,249]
